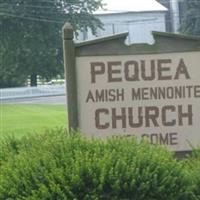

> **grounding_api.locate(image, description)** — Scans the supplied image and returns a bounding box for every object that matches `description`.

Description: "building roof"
[94,0,167,15]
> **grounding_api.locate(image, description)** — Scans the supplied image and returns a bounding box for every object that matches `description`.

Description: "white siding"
[77,11,166,44]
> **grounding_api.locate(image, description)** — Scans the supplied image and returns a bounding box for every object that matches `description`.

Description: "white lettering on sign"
[76,52,200,151]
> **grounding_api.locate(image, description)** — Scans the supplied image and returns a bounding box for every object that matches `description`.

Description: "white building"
[78,0,167,44]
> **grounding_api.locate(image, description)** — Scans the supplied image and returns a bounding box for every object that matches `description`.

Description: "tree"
[0,0,103,87]
[179,0,200,36]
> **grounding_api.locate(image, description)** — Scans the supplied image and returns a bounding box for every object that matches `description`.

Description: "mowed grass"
[0,104,67,138]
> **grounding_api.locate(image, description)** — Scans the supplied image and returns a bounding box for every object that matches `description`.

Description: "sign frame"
[62,23,200,158]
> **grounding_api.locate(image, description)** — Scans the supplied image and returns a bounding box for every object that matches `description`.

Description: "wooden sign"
[62,23,200,154]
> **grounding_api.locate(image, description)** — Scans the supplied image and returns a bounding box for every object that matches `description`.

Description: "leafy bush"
[0,129,195,200]
[183,148,200,200]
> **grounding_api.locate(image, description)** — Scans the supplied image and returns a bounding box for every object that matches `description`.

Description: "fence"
[0,85,66,100]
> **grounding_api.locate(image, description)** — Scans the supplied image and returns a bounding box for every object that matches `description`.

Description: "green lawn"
[0,105,67,138]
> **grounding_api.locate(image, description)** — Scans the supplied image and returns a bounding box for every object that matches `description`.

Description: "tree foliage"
[0,0,103,87]
[179,0,200,36]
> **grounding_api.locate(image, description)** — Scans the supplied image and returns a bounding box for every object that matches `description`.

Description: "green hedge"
[183,149,200,200]
[0,129,197,200]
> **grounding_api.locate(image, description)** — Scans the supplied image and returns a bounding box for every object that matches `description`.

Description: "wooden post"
[62,23,78,131]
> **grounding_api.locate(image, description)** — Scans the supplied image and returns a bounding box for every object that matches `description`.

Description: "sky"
[95,0,167,14]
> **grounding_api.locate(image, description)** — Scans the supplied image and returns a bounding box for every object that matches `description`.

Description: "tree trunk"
[30,74,37,86]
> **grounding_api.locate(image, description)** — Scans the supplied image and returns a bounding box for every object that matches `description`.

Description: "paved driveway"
[1,95,66,105]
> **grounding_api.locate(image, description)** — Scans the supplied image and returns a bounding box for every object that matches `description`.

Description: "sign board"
[62,23,200,153]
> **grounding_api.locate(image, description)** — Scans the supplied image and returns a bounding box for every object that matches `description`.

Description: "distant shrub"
[0,130,194,200]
